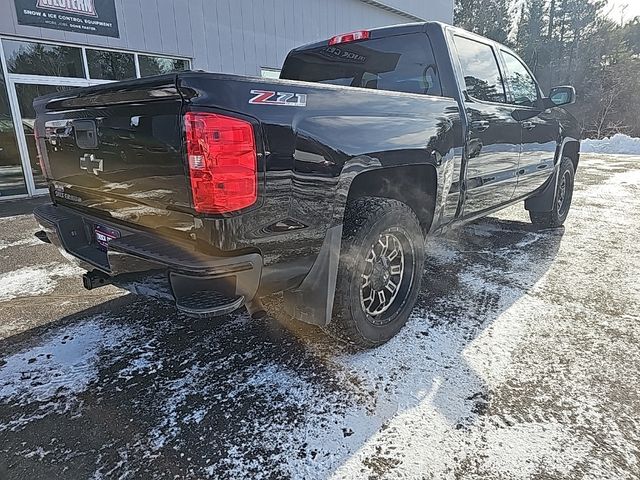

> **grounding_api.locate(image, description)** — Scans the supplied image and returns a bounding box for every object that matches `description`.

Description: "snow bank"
[581,134,640,155]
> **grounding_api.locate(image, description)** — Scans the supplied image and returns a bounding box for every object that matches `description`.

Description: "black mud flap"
[283,225,342,326]
[525,167,559,213]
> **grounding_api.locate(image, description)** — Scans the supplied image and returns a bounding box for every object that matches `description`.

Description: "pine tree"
[483,0,512,44]
[516,0,548,73]
[546,0,605,84]
[454,0,479,32]
[454,0,513,44]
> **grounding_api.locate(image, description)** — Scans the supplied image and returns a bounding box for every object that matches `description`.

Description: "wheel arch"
[342,163,438,235]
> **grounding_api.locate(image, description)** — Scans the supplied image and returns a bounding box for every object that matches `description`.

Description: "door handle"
[471,120,490,132]
[522,121,536,130]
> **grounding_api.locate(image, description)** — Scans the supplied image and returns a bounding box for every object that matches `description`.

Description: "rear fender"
[283,154,379,326]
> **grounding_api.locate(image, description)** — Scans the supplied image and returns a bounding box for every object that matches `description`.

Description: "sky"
[606,0,640,24]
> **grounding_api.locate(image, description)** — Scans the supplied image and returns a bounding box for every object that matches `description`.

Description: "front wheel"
[326,196,425,348]
[529,156,575,228]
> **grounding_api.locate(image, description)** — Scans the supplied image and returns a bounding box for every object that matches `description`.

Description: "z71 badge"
[249,90,307,107]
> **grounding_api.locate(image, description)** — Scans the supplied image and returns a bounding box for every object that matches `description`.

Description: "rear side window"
[454,36,506,104]
[280,33,442,96]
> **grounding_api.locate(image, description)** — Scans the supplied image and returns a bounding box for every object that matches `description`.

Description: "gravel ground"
[0,154,638,479]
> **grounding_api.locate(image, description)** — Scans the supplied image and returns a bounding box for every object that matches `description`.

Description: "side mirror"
[546,86,576,108]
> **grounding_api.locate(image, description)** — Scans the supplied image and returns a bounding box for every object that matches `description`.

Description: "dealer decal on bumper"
[249,90,307,107]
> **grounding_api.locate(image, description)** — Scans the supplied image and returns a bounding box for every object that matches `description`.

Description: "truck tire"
[326,196,425,348]
[529,157,575,228]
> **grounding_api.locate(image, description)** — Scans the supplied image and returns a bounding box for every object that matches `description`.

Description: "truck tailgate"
[34,75,194,236]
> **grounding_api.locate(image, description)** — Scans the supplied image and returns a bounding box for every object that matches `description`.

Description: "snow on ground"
[0,235,42,251]
[0,154,639,479]
[253,155,640,477]
[581,134,640,155]
[0,317,131,432]
[0,263,84,301]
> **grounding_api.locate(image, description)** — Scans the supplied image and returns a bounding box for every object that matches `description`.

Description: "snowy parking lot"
[0,153,639,479]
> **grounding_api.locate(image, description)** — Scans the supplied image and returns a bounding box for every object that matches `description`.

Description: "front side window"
[502,51,539,107]
[139,55,190,77]
[2,40,85,78]
[454,36,506,103]
[280,33,442,96]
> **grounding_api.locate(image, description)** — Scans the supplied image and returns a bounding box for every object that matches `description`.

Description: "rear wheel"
[326,196,425,348]
[529,156,575,228]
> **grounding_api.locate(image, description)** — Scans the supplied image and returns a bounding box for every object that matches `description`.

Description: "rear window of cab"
[280,33,442,97]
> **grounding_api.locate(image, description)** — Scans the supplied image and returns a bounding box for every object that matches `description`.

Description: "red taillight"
[184,112,257,214]
[328,30,370,45]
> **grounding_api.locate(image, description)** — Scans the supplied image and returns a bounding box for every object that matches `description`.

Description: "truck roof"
[290,21,448,53]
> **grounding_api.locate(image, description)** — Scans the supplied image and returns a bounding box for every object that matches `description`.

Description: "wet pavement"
[0,154,638,479]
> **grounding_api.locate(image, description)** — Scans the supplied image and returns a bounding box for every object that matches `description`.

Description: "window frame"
[0,35,191,84]
[499,48,543,109]
[449,32,509,107]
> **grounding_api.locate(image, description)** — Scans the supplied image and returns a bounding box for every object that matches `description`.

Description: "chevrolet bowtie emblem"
[80,153,103,175]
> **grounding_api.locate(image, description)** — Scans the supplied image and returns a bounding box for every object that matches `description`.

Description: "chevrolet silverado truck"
[33,22,580,347]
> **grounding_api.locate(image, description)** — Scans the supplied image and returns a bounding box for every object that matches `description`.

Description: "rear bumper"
[34,203,262,314]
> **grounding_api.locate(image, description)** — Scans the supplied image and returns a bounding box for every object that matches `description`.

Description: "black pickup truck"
[33,22,580,347]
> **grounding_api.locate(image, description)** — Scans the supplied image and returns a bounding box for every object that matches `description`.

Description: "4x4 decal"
[249,90,307,107]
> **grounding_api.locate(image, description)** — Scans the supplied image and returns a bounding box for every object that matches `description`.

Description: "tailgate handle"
[74,120,98,149]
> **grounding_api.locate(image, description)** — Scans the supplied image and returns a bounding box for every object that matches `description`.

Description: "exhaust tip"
[251,309,268,320]
[246,297,267,320]
[34,230,51,244]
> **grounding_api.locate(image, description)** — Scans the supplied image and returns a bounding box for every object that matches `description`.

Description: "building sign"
[14,0,119,38]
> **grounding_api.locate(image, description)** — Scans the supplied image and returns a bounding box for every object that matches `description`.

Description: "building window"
[0,69,27,196]
[260,68,281,79]
[138,55,190,77]
[86,49,136,81]
[14,84,73,190]
[2,39,85,78]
